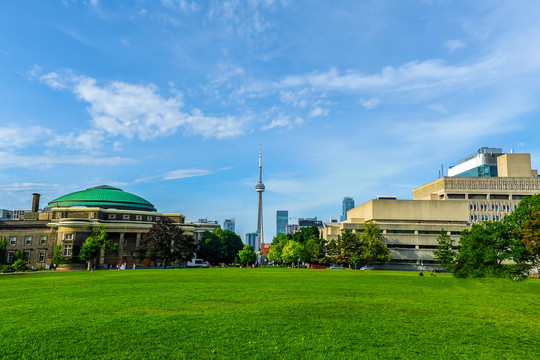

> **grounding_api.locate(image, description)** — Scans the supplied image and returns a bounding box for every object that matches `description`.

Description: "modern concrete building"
[320,150,540,271]
[223,218,235,233]
[0,185,196,269]
[448,147,504,177]
[276,210,288,235]
[341,197,355,222]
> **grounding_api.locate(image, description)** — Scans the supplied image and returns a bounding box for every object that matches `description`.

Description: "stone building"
[0,185,196,269]
[320,151,540,271]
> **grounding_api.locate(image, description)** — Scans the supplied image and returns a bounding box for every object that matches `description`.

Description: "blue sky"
[1,1,540,241]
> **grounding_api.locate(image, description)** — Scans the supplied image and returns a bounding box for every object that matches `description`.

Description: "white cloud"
[39,70,246,141]
[359,97,379,109]
[444,39,465,53]
[163,169,214,180]
[0,151,135,170]
[308,107,328,118]
[0,126,53,149]
[161,0,200,14]
[261,115,303,130]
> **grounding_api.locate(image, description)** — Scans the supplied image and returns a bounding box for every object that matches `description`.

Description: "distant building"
[448,147,504,177]
[276,210,288,235]
[285,224,298,235]
[298,217,323,228]
[223,218,235,233]
[12,209,31,219]
[321,150,540,271]
[341,197,355,222]
[0,209,13,220]
[245,232,260,252]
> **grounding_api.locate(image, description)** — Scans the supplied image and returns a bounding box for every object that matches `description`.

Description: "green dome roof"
[45,185,157,212]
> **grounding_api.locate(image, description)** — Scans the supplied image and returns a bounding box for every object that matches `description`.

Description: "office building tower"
[276,210,288,235]
[223,218,235,233]
[341,197,355,222]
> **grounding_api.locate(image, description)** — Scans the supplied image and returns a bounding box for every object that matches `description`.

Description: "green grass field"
[1,268,538,360]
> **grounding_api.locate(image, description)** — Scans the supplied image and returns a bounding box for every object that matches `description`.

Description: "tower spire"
[255,145,265,247]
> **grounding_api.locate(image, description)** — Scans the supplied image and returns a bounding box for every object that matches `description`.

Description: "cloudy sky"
[1,1,540,241]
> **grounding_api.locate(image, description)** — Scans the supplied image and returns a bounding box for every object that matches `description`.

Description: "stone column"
[118,233,125,263]
[99,246,105,266]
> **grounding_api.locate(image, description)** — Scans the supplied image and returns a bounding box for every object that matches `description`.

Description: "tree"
[79,225,108,270]
[302,237,323,264]
[53,244,66,266]
[12,249,26,271]
[454,221,516,278]
[198,229,244,265]
[138,217,196,266]
[357,222,392,265]
[0,237,6,265]
[267,233,290,265]
[292,226,319,244]
[238,245,256,266]
[336,230,361,266]
[433,229,456,272]
[505,194,540,267]
[281,240,303,267]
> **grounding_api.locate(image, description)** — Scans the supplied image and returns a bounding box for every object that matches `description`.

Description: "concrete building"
[320,150,540,271]
[276,210,288,235]
[341,197,355,222]
[285,224,298,235]
[0,185,196,269]
[223,218,235,233]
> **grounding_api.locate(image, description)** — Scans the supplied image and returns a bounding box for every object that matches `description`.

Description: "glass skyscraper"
[223,218,235,233]
[341,197,355,222]
[276,210,288,235]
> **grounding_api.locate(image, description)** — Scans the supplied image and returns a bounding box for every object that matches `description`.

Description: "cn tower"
[255,146,265,245]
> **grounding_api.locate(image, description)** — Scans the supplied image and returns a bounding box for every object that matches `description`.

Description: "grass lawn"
[0,268,538,359]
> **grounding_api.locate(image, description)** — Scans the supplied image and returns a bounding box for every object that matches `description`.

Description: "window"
[40,235,47,245]
[473,204,477,211]
[147,216,152,221]
[64,234,73,240]
[63,245,72,257]
[9,236,16,245]
[109,214,116,220]
[25,236,32,245]
[123,214,130,220]
[136,215,142,221]
[7,252,14,264]
[23,251,30,262]
[38,250,45,263]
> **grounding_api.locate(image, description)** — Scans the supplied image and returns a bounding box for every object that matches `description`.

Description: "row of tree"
[267,224,392,268]
[434,194,540,279]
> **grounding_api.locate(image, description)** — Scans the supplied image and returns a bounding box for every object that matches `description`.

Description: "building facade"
[245,232,260,252]
[223,218,235,233]
[1,185,196,269]
[320,150,540,271]
[276,210,288,235]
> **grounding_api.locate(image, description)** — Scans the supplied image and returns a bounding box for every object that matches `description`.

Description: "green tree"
[433,229,456,272]
[267,233,290,265]
[12,249,26,271]
[238,244,256,266]
[53,244,66,266]
[198,229,244,265]
[139,217,196,266]
[281,240,303,266]
[454,221,515,278]
[293,226,319,244]
[302,237,322,264]
[357,222,392,265]
[336,230,361,266]
[505,194,540,268]
[0,237,6,265]
[79,225,108,270]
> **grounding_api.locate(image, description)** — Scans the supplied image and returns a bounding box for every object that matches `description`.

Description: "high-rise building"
[276,210,288,235]
[255,146,265,244]
[341,197,355,222]
[245,232,260,252]
[448,147,504,177]
[223,218,235,233]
